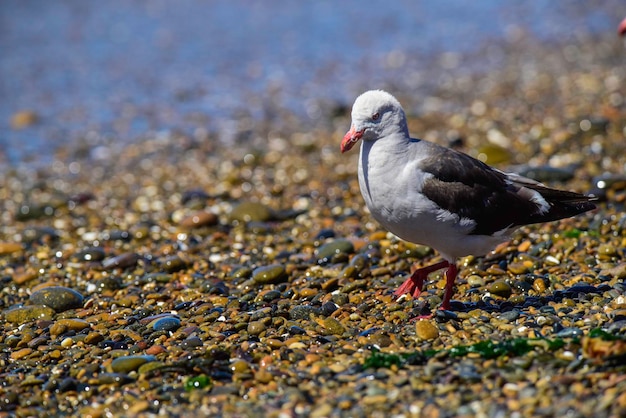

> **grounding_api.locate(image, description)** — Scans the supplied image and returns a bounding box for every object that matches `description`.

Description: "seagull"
[341,90,596,312]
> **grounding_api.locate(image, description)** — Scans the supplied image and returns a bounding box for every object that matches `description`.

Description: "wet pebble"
[252,264,288,284]
[179,211,218,228]
[487,280,512,298]
[101,252,140,270]
[315,239,354,264]
[0,242,23,255]
[229,201,272,223]
[72,247,106,262]
[29,287,84,312]
[110,355,157,373]
[499,310,521,322]
[415,320,439,340]
[3,305,56,324]
[247,320,266,336]
[49,318,90,336]
[152,316,181,332]
[289,305,321,320]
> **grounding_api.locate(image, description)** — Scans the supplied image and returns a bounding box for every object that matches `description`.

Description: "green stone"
[252,264,287,284]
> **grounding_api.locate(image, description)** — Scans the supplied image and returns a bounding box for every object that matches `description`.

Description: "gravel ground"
[2,29,626,418]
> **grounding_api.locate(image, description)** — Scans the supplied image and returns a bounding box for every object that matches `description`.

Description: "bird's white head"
[341,90,408,153]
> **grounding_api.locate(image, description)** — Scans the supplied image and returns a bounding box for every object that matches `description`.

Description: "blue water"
[0,1,622,163]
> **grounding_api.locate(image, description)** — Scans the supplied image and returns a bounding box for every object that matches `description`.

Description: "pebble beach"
[2,2,626,417]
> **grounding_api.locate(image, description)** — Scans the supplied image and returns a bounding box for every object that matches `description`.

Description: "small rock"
[110,355,156,373]
[50,318,90,336]
[315,239,354,264]
[3,305,56,324]
[322,317,346,335]
[29,286,84,312]
[252,264,288,284]
[415,319,439,340]
[247,320,266,336]
[0,242,23,255]
[488,280,512,298]
[289,305,321,320]
[101,252,140,271]
[229,201,272,223]
[152,316,181,332]
[179,211,218,228]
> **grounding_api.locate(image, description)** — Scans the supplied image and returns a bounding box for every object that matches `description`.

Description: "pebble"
[101,252,140,270]
[152,316,181,332]
[110,355,156,373]
[321,317,346,335]
[0,242,23,255]
[247,320,266,336]
[29,286,84,312]
[252,264,288,284]
[415,320,439,340]
[3,305,56,324]
[229,201,272,223]
[179,211,218,228]
[315,239,355,264]
[487,280,513,298]
[50,318,91,335]
[289,305,321,320]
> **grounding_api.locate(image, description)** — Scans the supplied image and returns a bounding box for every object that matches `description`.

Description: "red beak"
[341,126,365,153]
[620,17,626,36]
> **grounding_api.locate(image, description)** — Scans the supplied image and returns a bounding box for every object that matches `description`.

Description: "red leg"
[394,260,450,298]
[439,263,458,311]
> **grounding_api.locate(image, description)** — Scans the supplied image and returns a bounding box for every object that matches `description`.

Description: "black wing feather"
[419,147,596,236]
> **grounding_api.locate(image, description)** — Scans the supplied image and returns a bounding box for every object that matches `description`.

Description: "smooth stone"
[3,305,56,324]
[289,305,321,320]
[252,264,287,284]
[179,211,218,228]
[0,242,23,255]
[180,336,203,349]
[532,278,548,293]
[554,327,583,338]
[29,286,84,312]
[415,320,439,340]
[487,280,512,298]
[72,247,106,262]
[84,332,105,345]
[10,347,33,360]
[232,266,253,279]
[229,201,272,223]
[261,290,281,302]
[247,320,266,336]
[138,361,165,374]
[507,261,531,275]
[50,318,90,335]
[322,317,346,335]
[466,274,485,288]
[110,355,156,373]
[499,310,521,322]
[95,373,134,385]
[315,239,354,264]
[152,316,181,332]
[15,204,56,221]
[101,252,140,270]
[161,256,187,273]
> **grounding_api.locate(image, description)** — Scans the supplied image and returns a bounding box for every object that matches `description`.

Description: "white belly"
[358,141,509,260]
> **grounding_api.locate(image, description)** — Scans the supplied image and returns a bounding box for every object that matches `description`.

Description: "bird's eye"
[372,112,380,121]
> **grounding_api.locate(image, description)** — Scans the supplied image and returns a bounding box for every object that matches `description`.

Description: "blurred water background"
[1,0,623,164]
